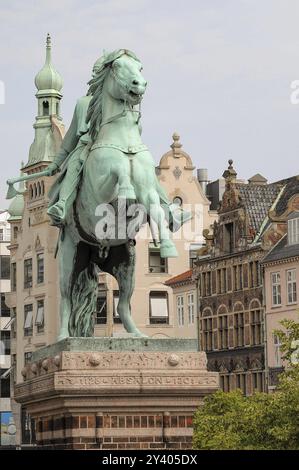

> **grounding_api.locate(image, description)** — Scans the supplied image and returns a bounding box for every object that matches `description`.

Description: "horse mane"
[86,66,110,142]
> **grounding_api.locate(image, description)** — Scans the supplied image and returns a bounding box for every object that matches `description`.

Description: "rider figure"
[46,54,191,232]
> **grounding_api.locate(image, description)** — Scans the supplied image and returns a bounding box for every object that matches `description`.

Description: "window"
[249,261,254,288]
[233,266,238,290]
[206,272,211,296]
[187,293,195,324]
[0,294,10,317]
[201,273,206,297]
[149,291,169,324]
[24,352,32,364]
[35,300,44,333]
[0,370,10,397]
[177,296,184,327]
[148,244,167,273]
[273,334,282,367]
[37,254,44,284]
[252,372,264,392]
[239,265,243,290]
[56,102,59,115]
[24,259,33,289]
[113,291,121,323]
[236,373,247,395]
[287,269,297,304]
[222,268,227,293]
[0,229,3,241]
[0,256,10,280]
[234,312,244,347]
[224,222,234,253]
[220,374,230,392]
[24,305,33,336]
[288,217,299,245]
[42,100,49,115]
[0,331,10,355]
[13,226,18,239]
[217,269,221,294]
[202,317,213,351]
[250,309,262,345]
[271,272,281,306]
[95,289,107,325]
[11,263,16,291]
[218,315,229,349]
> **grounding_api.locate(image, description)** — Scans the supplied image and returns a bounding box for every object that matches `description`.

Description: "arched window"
[233,302,245,347]
[13,226,18,239]
[201,307,213,351]
[217,305,229,350]
[42,101,49,116]
[41,181,45,196]
[29,185,33,199]
[37,182,41,197]
[34,184,37,198]
[56,102,59,115]
[249,299,262,345]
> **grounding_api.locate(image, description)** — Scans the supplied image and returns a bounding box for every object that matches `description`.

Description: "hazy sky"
[1,0,299,208]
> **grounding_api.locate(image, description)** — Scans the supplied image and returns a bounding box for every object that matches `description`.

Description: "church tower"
[6,35,64,446]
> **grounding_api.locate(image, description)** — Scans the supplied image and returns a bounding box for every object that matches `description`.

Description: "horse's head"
[108,54,147,105]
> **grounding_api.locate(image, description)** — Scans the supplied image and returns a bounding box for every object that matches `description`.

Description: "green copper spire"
[34,33,63,92]
[24,34,65,168]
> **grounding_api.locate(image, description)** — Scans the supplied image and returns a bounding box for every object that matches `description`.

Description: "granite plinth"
[15,338,218,450]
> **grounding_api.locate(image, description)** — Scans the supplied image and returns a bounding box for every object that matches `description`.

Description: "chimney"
[197,168,208,194]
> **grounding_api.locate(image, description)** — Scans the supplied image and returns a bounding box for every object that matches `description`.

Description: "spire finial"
[223,158,237,182]
[45,33,52,64]
[46,33,51,48]
[171,131,182,156]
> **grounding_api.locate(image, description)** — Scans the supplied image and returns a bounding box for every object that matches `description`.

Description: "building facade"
[193,162,291,395]
[261,186,299,391]
[0,210,14,446]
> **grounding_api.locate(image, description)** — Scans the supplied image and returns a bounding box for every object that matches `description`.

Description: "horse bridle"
[98,63,142,132]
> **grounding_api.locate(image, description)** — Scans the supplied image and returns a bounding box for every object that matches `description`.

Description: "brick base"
[35,413,194,450]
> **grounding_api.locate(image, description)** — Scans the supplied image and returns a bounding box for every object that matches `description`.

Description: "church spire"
[24,34,65,169]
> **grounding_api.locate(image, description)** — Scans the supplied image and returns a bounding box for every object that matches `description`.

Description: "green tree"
[193,318,299,450]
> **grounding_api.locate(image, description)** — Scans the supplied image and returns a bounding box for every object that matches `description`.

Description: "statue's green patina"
[8,49,192,339]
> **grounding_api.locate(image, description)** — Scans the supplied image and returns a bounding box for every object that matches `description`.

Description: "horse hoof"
[160,241,178,258]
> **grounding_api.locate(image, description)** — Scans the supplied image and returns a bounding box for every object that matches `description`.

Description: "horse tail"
[68,261,98,337]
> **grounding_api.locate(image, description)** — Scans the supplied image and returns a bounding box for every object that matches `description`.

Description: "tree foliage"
[193,318,299,450]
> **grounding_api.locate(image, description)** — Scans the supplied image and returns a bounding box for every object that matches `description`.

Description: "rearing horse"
[58,49,181,340]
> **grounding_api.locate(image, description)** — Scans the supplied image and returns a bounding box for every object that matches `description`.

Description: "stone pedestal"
[14,338,219,450]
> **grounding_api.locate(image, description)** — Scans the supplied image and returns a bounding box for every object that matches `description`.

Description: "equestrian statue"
[7,49,191,339]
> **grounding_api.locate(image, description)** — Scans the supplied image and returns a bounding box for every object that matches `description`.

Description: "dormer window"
[288,214,299,245]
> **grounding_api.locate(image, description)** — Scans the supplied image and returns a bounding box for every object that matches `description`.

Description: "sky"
[1,0,299,208]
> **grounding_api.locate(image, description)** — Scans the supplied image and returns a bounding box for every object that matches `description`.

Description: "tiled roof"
[261,234,299,263]
[236,183,281,232]
[165,269,193,286]
[272,176,299,217]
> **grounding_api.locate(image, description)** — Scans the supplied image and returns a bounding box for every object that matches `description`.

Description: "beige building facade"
[262,211,299,391]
